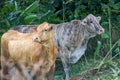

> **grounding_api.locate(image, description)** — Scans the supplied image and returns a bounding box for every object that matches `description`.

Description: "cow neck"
[45,31,54,65]
[42,31,54,54]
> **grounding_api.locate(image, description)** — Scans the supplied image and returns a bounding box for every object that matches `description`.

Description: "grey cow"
[54,14,105,80]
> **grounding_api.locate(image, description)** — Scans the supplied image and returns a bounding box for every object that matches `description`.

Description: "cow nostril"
[35,37,38,40]
[99,29,104,33]
[34,37,40,42]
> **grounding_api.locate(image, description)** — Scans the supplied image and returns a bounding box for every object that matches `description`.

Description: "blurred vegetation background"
[0,0,120,80]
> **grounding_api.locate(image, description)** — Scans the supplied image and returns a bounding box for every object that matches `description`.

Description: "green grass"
[54,39,120,80]
[54,56,120,80]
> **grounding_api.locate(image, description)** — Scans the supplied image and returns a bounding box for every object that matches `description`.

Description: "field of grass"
[54,56,120,80]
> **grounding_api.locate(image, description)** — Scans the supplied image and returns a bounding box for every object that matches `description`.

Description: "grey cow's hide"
[70,40,87,64]
[54,20,95,64]
[53,14,105,80]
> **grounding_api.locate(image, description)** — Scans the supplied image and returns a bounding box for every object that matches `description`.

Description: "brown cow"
[1,22,57,80]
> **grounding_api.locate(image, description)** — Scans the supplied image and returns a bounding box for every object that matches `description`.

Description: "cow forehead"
[37,22,49,32]
[87,14,99,22]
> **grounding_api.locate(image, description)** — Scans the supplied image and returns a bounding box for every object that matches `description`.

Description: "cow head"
[37,22,50,32]
[33,25,53,44]
[82,14,104,35]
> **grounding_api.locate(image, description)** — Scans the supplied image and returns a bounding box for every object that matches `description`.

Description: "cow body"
[54,14,104,80]
[8,39,47,80]
[54,20,87,64]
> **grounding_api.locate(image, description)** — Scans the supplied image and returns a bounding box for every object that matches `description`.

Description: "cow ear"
[37,22,49,32]
[97,16,101,21]
[36,25,41,32]
[82,19,87,26]
[71,20,79,25]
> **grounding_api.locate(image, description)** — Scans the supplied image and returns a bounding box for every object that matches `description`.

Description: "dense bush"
[0,0,119,56]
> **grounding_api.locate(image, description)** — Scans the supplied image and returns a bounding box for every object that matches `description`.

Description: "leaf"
[101,33,109,39]
[111,2,120,10]
[80,5,86,10]
[101,21,109,26]
[14,1,18,11]
[19,1,39,17]
[5,19,10,28]
[74,8,79,18]
[114,47,119,53]
[101,3,108,9]
[55,10,62,15]
[2,28,7,33]
[118,39,120,46]
[24,14,37,24]
[39,10,51,19]
[94,41,102,57]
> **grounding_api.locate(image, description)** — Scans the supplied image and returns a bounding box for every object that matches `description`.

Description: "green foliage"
[94,41,102,59]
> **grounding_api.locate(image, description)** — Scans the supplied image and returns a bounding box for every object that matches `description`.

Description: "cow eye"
[90,20,93,23]
[44,29,47,31]
[42,29,47,32]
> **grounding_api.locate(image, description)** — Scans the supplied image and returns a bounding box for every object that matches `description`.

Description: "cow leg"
[61,57,71,80]
[48,64,55,80]
[1,56,10,80]
[31,67,45,80]
[36,73,45,80]
[0,69,10,80]
[10,67,25,80]
[15,62,32,80]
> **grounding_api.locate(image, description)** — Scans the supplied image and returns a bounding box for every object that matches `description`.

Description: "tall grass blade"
[14,1,18,11]
[24,14,37,24]
[94,41,102,57]
[108,0,112,57]
[97,39,120,71]
[19,1,39,17]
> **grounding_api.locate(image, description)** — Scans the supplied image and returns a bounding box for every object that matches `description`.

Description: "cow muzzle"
[33,37,41,43]
[98,28,105,34]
